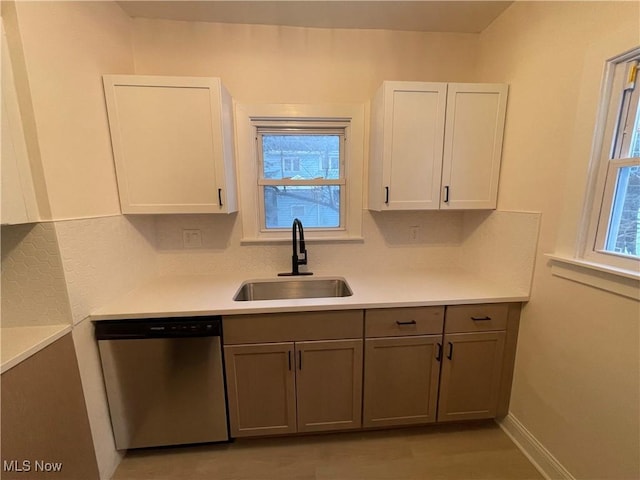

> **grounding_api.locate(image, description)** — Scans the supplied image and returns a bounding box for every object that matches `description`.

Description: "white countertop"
[90,269,530,320]
[1,324,71,374]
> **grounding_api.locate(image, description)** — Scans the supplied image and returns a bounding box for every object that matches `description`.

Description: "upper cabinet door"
[103,75,237,214]
[369,82,447,210]
[441,84,508,210]
[1,24,39,225]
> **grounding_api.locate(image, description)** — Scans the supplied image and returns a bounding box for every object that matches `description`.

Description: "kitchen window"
[581,48,640,273]
[258,129,345,230]
[235,104,365,243]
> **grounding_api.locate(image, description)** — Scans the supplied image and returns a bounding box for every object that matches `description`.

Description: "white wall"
[478,2,640,478]
[132,18,480,104]
[132,17,538,286]
[3,3,155,479]
[56,215,157,480]
[11,0,133,220]
[1,223,72,328]
[6,3,636,479]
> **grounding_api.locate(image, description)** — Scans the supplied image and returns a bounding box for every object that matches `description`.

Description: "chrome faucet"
[278,218,313,276]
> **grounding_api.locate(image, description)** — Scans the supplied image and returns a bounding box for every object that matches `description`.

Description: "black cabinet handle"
[288,351,292,371]
[436,343,442,362]
[471,316,492,321]
[218,188,223,207]
[298,351,302,370]
[443,186,450,203]
[384,186,389,204]
[447,342,454,360]
[396,320,417,326]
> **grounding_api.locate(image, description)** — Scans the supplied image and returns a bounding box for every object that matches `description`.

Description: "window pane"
[263,186,340,229]
[262,135,340,180]
[629,102,640,157]
[605,165,640,258]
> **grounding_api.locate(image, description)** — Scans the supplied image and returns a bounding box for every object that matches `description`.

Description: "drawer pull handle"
[436,343,442,362]
[288,351,292,371]
[471,316,492,321]
[218,188,224,207]
[298,351,302,370]
[447,342,454,360]
[396,320,417,326]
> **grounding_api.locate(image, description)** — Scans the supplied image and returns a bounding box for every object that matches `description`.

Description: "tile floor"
[112,421,543,480]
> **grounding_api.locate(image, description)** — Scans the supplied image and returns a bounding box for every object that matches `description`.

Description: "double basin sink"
[233,277,352,302]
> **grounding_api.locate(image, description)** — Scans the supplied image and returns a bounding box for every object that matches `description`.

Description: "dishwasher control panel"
[95,316,222,340]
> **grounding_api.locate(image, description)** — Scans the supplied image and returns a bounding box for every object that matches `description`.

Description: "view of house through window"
[258,132,345,230]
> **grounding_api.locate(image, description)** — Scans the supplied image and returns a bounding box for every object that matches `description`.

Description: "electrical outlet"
[409,225,420,242]
[182,229,202,249]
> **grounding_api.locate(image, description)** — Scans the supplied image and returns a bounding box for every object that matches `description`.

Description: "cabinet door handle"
[447,342,454,360]
[396,320,417,326]
[471,316,492,321]
[436,343,442,362]
[384,186,390,204]
[443,186,450,203]
[288,351,292,371]
[298,350,302,370]
[218,188,224,207]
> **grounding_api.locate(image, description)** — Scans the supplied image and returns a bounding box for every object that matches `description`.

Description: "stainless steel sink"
[233,277,352,301]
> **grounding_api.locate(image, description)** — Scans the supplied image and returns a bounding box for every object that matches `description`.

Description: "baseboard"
[497,413,575,480]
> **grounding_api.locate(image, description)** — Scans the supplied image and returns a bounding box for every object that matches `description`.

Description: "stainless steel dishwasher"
[95,316,229,450]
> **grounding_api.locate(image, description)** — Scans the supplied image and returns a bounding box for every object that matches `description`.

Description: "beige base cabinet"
[223,342,297,437]
[224,305,519,438]
[363,304,519,429]
[223,311,364,438]
[437,303,515,422]
[363,335,441,427]
[437,331,506,422]
[363,307,445,428]
[1,335,100,480]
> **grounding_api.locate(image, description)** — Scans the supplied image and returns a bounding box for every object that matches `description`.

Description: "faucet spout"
[279,218,313,276]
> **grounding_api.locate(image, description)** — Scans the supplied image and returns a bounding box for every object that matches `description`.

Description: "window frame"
[256,126,347,232]
[579,47,640,274]
[234,103,365,244]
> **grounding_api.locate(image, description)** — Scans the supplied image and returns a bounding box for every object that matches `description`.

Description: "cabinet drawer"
[445,304,509,333]
[223,310,364,344]
[365,307,444,337]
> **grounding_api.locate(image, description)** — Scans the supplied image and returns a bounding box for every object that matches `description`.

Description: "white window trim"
[549,47,640,299]
[235,103,364,243]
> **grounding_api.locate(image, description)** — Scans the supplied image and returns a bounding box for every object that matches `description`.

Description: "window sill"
[545,254,639,300]
[241,236,364,245]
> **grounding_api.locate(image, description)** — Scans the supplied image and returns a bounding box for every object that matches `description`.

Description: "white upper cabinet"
[1,24,39,225]
[368,81,508,211]
[103,75,238,214]
[369,82,447,210]
[441,84,508,209]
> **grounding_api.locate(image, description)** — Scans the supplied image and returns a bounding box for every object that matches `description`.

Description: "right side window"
[584,48,640,271]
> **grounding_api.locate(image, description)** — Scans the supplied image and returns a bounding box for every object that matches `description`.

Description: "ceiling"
[116,1,514,33]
